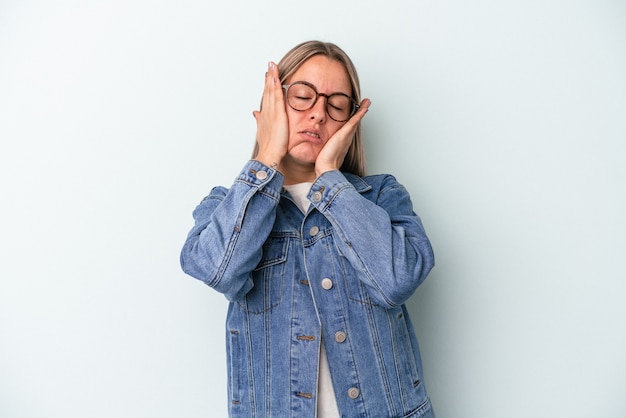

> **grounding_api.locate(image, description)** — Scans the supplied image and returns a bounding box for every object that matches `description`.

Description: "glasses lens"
[286,82,356,122]
[287,83,316,111]
[327,94,353,122]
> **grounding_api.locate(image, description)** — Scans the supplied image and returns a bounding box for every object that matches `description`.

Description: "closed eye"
[329,103,344,111]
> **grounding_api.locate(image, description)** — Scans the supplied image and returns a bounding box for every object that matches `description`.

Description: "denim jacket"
[181,160,436,418]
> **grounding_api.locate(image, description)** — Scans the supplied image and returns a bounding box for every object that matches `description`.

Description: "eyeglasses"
[282,81,360,122]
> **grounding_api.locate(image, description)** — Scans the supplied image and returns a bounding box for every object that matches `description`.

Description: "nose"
[309,95,327,123]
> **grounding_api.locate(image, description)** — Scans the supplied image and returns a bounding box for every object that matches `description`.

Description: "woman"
[181,40,436,418]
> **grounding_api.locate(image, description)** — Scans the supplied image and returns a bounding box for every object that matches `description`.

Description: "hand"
[252,62,288,169]
[314,98,372,177]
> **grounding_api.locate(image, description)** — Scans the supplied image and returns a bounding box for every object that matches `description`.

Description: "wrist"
[254,157,282,172]
[315,166,338,178]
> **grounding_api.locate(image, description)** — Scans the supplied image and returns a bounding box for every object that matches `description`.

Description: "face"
[283,55,352,170]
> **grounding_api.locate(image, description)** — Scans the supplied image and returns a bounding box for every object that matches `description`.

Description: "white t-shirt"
[283,183,340,418]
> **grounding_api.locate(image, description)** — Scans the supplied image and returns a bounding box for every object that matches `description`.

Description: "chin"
[288,146,320,165]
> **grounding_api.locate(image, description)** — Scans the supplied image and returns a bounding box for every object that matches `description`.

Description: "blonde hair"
[252,40,366,177]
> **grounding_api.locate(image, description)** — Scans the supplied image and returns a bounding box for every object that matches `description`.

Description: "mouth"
[300,129,322,142]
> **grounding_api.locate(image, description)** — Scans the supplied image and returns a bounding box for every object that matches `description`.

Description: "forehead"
[287,55,351,94]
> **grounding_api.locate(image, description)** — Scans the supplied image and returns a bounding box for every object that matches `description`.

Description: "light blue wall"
[1,1,624,417]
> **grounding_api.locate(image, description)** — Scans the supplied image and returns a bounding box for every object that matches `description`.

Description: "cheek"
[286,109,302,132]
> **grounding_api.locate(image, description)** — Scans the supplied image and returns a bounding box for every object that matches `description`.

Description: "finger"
[353,98,371,121]
[260,64,273,110]
[268,61,279,84]
[261,62,284,111]
[267,62,284,104]
[337,98,371,135]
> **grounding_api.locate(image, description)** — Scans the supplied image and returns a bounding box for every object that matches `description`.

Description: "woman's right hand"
[252,61,288,169]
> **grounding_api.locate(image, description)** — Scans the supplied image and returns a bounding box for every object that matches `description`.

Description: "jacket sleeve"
[307,170,435,308]
[180,160,284,302]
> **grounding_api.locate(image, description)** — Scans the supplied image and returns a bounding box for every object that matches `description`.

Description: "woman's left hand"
[314,98,371,177]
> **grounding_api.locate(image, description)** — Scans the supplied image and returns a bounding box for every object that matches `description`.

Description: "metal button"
[255,170,268,180]
[321,278,333,290]
[335,331,347,343]
[312,191,322,202]
[348,387,360,399]
[309,226,319,236]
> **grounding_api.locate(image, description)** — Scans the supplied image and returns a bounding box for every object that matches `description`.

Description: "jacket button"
[348,387,360,399]
[321,278,333,290]
[255,170,268,180]
[335,331,347,343]
[312,191,322,202]
[309,226,319,236]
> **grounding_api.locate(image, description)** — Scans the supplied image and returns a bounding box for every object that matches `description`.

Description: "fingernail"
[268,62,274,69]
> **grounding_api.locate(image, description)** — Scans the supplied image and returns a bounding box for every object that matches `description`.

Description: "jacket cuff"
[307,170,354,211]
[237,160,284,198]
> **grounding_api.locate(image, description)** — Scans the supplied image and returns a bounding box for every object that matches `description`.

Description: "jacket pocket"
[389,308,428,412]
[341,261,380,306]
[227,329,242,406]
[238,236,288,314]
[332,241,379,306]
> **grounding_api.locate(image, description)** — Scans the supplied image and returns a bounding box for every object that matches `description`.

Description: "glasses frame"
[282,81,360,122]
